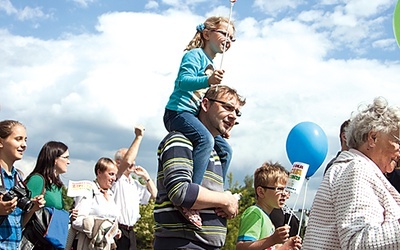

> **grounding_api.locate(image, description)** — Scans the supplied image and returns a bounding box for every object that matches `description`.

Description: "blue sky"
[1,0,400,209]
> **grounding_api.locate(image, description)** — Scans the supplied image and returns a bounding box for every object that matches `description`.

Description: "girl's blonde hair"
[185,16,235,51]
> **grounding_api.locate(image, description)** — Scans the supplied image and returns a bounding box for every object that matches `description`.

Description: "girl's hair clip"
[196,23,205,32]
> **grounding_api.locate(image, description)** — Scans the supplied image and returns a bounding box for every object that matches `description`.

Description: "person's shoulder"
[158,132,192,156]
[26,173,45,184]
[241,205,265,221]
[185,48,203,55]
[161,131,190,144]
[242,205,261,215]
[270,208,284,217]
[182,48,205,59]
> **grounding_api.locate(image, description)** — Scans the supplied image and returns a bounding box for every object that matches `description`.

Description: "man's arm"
[116,125,145,179]
[160,133,238,218]
[192,186,238,217]
[133,165,157,199]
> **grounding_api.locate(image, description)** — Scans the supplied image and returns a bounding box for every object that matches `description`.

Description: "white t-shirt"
[112,174,151,226]
[72,181,120,232]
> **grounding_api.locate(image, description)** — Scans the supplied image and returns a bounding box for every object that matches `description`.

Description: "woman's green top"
[26,174,63,210]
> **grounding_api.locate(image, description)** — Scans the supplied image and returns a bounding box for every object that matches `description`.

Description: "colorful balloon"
[286,121,328,178]
[394,0,400,47]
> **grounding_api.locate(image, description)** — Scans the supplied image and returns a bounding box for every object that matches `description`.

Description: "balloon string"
[287,185,302,226]
[219,1,234,70]
[297,178,309,236]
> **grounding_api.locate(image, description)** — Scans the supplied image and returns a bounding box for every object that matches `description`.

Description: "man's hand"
[134,125,145,137]
[214,191,239,219]
[133,165,150,179]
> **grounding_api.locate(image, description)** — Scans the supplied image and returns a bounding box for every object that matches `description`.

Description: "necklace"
[94,179,109,200]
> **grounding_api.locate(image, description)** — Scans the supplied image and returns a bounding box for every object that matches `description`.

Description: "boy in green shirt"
[236,161,302,250]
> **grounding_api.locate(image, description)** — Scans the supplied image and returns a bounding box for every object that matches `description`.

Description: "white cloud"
[0,0,51,24]
[145,1,159,10]
[372,38,397,49]
[16,6,47,21]
[254,0,303,14]
[0,0,17,15]
[343,0,393,18]
[71,0,97,8]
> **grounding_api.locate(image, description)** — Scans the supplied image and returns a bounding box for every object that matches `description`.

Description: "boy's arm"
[236,225,290,250]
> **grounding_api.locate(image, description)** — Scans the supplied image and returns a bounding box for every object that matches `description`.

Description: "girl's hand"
[31,194,46,212]
[208,69,225,85]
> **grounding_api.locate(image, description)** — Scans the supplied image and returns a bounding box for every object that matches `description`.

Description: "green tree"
[222,174,255,249]
[134,199,155,249]
[62,185,74,211]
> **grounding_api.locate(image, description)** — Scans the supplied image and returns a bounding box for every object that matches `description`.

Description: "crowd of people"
[3,10,400,250]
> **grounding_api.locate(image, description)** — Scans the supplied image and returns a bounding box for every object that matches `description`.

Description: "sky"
[1,0,400,210]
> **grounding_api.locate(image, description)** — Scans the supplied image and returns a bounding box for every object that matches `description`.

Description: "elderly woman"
[303,96,400,249]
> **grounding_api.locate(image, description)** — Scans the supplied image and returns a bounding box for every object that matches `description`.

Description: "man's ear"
[201,98,211,113]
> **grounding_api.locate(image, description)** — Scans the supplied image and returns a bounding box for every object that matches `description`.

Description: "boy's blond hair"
[254,161,289,198]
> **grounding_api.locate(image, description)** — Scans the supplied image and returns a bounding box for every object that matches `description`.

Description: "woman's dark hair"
[26,141,68,189]
[0,120,25,139]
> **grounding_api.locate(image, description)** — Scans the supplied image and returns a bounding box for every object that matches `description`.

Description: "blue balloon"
[286,121,328,178]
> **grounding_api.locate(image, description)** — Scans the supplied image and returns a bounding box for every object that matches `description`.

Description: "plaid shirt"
[0,167,24,250]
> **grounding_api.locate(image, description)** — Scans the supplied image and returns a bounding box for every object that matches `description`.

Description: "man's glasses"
[210,29,236,42]
[208,98,241,117]
[260,186,289,195]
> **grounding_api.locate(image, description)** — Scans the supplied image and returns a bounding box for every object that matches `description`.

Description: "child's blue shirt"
[166,48,214,114]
